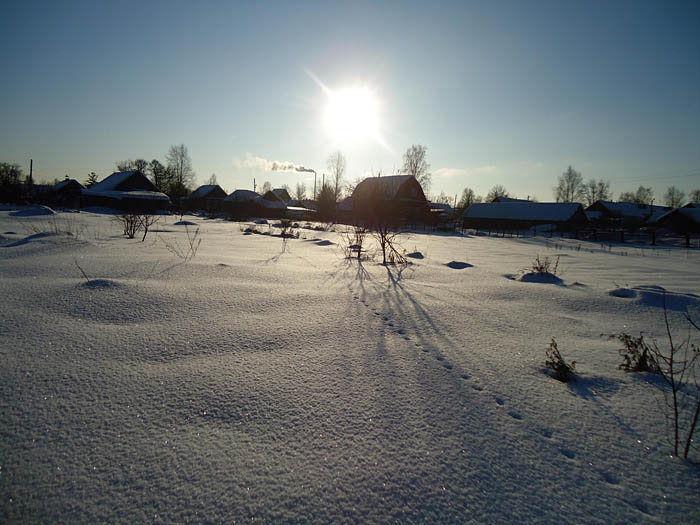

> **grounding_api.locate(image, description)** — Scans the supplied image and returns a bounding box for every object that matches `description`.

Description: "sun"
[323,85,380,145]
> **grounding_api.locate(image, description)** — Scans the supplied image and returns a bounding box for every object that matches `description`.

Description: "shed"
[51,179,84,208]
[585,200,671,227]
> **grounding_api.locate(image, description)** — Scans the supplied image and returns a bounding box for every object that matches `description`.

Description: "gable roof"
[88,170,158,193]
[225,189,261,202]
[272,188,291,201]
[464,202,586,222]
[492,196,529,203]
[587,200,670,221]
[656,207,700,224]
[352,175,424,201]
[53,179,84,191]
[187,185,224,199]
[683,202,700,209]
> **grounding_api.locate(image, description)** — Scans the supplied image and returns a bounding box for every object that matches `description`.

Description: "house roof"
[428,202,453,212]
[272,188,291,201]
[492,196,529,203]
[463,202,586,222]
[587,200,670,221]
[89,170,141,192]
[53,179,84,191]
[683,202,700,209]
[352,175,419,201]
[187,185,223,199]
[656,207,700,225]
[225,189,260,202]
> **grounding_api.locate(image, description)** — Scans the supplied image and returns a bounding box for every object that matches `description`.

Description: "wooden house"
[463,202,588,232]
[349,175,428,223]
[81,170,170,212]
[183,185,227,213]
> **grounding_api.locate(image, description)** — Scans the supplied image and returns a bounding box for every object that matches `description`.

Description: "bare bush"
[545,338,576,382]
[341,224,370,260]
[162,225,201,262]
[115,214,142,239]
[140,215,159,242]
[372,222,406,266]
[609,306,700,459]
[530,255,560,275]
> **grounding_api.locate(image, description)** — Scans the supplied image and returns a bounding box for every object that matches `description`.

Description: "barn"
[182,185,227,214]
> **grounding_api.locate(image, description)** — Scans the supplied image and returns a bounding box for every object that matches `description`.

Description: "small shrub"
[115,214,142,239]
[162,225,201,262]
[341,224,370,260]
[607,333,661,373]
[531,254,560,275]
[545,338,576,382]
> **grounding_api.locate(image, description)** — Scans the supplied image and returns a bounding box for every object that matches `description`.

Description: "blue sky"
[2,0,699,201]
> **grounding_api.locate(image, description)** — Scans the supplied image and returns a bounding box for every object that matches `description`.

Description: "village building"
[81,170,170,212]
[463,201,588,233]
[51,179,84,209]
[585,200,671,228]
[349,175,428,223]
[182,185,227,214]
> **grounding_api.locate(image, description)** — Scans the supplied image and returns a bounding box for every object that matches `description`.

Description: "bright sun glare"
[323,86,380,145]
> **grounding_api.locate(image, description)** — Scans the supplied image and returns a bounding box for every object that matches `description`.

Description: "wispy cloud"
[232,153,315,174]
[433,165,499,178]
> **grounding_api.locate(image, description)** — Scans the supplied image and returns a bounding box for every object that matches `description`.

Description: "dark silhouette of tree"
[402,144,431,192]
[619,186,654,205]
[326,151,346,201]
[0,162,23,202]
[317,182,336,220]
[85,172,99,188]
[457,187,482,211]
[664,186,686,208]
[261,181,272,194]
[294,182,307,200]
[554,166,584,202]
[582,178,611,206]
[207,173,218,186]
[148,159,167,192]
[689,189,700,203]
[165,144,195,207]
[486,185,509,202]
[116,159,135,171]
[134,159,148,173]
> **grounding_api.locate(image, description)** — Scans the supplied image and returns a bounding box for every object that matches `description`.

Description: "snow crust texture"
[1,210,699,523]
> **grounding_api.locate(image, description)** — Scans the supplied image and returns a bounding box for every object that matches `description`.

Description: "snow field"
[1,209,699,522]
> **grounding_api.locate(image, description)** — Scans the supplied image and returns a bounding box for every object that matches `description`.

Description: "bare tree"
[207,173,218,186]
[689,189,700,203]
[402,144,431,192]
[166,144,195,190]
[457,187,482,211]
[134,159,148,173]
[433,191,452,205]
[116,159,135,171]
[485,185,509,202]
[344,175,364,197]
[261,181,272,194]
[294,182,307,201]
[554,166,584,202]
[664,186,686,208]
[326,151,346,201]
[620,185,654,205]
[582,178,611,206]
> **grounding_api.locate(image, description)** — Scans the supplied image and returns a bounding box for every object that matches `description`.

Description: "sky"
[2,0,699,202]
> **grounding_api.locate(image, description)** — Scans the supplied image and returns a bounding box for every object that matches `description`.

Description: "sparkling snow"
[1,208,698,522]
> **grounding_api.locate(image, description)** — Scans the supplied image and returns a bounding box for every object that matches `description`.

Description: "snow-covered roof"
[53,179,83,191]
[656,207,700,225]
[429,202,453,212]
[463,202,585,222]
[81,189,170,201]
[492,196,529,203]
[187,185,222,199]
[89,170,140,192]
[588,200,670,221]
[224,189,261,202]
[683,202,700,209]
[272,188,291,201]
[353,175,417,201]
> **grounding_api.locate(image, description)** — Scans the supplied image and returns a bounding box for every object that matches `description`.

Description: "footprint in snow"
[461,374,470,380]
[471,385,484,392]
[494,397,504,406]
[508,411,523,420]
[560,449,576,459]
[442,363,453,370]
[601,472,620,485]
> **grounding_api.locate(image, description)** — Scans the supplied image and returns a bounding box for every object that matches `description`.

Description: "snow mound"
[80,279,123,289]
[10,205,56,217]
[174,220,197,226]
[609,288,636,298]
[407,251,424,259]
[315,240,334,246]
[5,232,68,247]
[446,261,472,269]
[519,272,563,285]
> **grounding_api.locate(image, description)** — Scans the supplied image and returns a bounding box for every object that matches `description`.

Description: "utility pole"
[28,159,34,185]
[253,178,256,193]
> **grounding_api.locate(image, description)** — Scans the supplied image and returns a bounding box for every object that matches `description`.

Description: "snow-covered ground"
[1,207,699,523]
